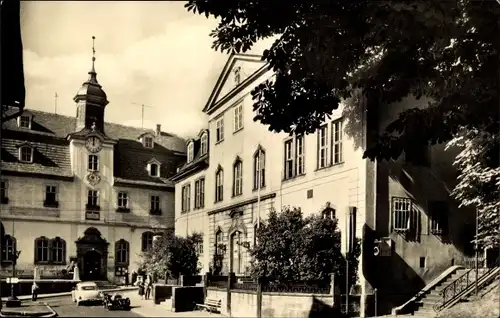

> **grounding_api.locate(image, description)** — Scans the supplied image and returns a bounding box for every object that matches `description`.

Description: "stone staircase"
[411,268,488,317]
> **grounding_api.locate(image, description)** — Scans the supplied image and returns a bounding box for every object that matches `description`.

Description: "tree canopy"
[186,0,499,247]
[139,230,201,279]
[250,207,360,291]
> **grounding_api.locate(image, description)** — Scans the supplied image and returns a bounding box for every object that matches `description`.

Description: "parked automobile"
[71,282,102,306]
[101,292,131,311]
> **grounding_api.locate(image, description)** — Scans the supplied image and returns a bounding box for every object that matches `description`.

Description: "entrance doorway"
[83,250,102,281]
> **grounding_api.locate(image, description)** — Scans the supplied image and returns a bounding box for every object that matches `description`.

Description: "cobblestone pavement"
[23,297,141,317]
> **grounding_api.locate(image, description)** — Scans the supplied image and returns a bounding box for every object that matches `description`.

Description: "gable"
[203,54,266,113]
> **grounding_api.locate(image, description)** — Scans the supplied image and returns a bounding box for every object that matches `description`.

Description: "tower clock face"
[85,136,102,153]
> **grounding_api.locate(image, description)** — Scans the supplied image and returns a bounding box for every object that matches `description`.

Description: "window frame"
[215,117,224,143]
[149,163,160,177]
[1,180,9,203]
[332,119,343,164]
[284,139,295,180]
[117,191,129,209]
[392,197,416,232]
[233,159,243,197]
[87,189,99,207]
[428,201,449,235]
[296,135,305,175]
[19,115,31,129]
[115,239,130,265]
[317,124,329,169]
[141,232,154,252]
[35,237,50,264]
[181,183,191,213]
[88,154,99,172]
[1,235,16,263]
[50,237,66,264]
[215,230,224,255]
[322,208,336,220]
[19,146,33,163]
[233,103,244,132]
[200,133,208,155]
[144,136,154,148]
[215,167,224,202]
[150,195,161,214]
[187,142,194,163]
[253,147,266,190]
[44,184,58,207]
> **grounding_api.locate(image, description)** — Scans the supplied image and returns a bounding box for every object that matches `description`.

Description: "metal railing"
[433,257,500,312]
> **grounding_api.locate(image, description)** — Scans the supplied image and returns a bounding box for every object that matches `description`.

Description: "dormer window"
[145,137,154,148]
[19,146,33,163]
[200,133,208,155]
[187,142,194,163]
[148,159,161,177]
[18,115,31,129]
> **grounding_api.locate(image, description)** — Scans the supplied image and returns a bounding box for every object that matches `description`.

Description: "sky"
[20,1,271,138]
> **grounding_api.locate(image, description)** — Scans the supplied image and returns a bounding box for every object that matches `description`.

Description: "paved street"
[23,298,141,317]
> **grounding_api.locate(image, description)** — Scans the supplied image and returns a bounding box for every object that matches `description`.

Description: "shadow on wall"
[362,224,426,316]
[341,90,366,152]
[308,297,346,318]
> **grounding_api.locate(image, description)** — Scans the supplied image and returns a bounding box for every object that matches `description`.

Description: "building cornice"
[170,158,209,182]
[1,170,74,181]
[207,192,276,216]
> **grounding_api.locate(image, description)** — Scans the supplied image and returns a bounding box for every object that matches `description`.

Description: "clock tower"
[74,36,109,133]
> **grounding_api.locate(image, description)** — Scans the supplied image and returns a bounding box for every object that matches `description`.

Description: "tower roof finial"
[88,36,98,83]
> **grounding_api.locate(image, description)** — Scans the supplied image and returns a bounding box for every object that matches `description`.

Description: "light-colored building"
[172,53,475,316]
[0,52,185,284]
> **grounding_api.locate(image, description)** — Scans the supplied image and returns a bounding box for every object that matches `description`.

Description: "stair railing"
[433,257,500,312]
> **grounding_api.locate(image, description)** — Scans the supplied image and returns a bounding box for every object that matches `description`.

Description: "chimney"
[156,124,161,136]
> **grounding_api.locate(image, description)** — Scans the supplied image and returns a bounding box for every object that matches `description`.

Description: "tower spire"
[88,36,98,83]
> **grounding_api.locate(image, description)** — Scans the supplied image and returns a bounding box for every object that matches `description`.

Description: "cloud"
[21,2,274,139]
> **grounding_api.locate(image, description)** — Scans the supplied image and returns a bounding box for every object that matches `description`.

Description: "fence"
[201,273,360,318]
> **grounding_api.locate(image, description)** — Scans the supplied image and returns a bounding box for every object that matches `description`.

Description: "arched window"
[215,166,224,202]
[231,231,242,274]
[1,235,16,263]
[322,207,336,220]
[50,237,66,264]
[200,133,208,155]
[115,239,130,265]
[35,237,50,263]
[233,158,243,196]
[215,229,224,255]
[187,141,194,163]
[253,147,265,190]
[141,231,154,252]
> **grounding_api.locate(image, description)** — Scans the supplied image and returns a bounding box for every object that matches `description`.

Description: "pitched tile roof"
[1,109,186,185]
[171,129,209,182]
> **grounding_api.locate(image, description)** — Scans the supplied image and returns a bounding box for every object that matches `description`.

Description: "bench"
[194,298,222,313]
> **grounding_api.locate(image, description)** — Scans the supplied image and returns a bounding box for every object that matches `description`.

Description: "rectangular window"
[194,178,205,209]
[233,104,243,132]
[216,117,224,142]
[117,192,128,208]
[44,185,58,206]
[253,150,266,189]
[296,135,305,175]
[145,137,154,148]
[0,180,8,203]
[187,143,194,163]
[181,184,191,212]
[19,116,31,128]
[233,162,242,196]
[88,155,99,171]
[200,134,208,155]
[284,139,294,179]
[199,178,205,208]
[429,201,448,235]
[332,119,343,164]
[150,195,161,214]
[20,147,33,163]
[392,197,416,232]
[317,125,328,168]
[86,190,100,220]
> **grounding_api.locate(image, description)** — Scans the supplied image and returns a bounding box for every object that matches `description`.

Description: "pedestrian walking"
[145,275,152,300]
[31,282,39,301]
[138,280,145,300]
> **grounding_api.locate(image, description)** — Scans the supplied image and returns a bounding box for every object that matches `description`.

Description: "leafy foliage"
[185,0,498,160]
[250,207,359,290]
[139,230,201,279]
[447,129,500,248]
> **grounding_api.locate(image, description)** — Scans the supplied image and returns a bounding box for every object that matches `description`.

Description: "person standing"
[145,276,152,300]
[31,282,39,302]
[124,269,129,286]
[138,280,145,300]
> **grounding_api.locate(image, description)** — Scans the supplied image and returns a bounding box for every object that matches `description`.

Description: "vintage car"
[71,282,102,306]
[101,292,131,311]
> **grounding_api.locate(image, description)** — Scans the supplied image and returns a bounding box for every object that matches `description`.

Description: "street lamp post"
[6,250,22,308]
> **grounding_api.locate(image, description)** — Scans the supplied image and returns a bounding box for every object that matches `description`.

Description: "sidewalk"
[0,286,137,302]
[125,292,223,317]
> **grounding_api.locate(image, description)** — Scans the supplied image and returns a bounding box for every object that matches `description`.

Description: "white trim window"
[200,133,208,155]
[187,142,194,163]
[117,192,129,209]
[233,104,243,132]
[317,125,329,169]
[181,184,191,212]
[44,185,58,205]
[215,117,224,142]
[332,119,343,164]
[233,159,243,196]
[88,154,99,171]
[296,135,305,175]
[19,146,33,163]
[87,190,99,207]
[144,136,154,148]
[149,163,160,177]
[215,167,224,202]
[253,148,265,190]
[284,139,294,179]
[194,178,205,209]
[392,197,419,233]
[19,115,31,129]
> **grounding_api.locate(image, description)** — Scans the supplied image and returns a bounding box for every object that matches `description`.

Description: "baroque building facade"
[0,50,185,284]
[172,54,476,316]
